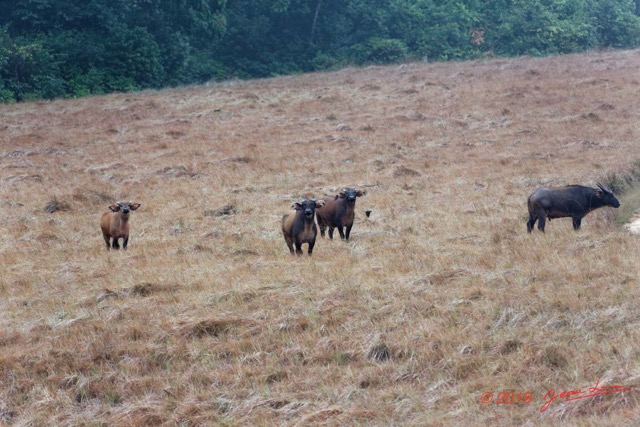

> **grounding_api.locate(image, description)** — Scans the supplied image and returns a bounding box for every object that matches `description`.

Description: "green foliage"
[178,53,228,84]
[0,31,58,100]
[609,160,640,224]
[1,0,640,101]
[66,69,107,97]
[351,38,407,64]
[0,88,16,102]
[485,0,595,56]
[590,0,640,48]
[310,52,345,71]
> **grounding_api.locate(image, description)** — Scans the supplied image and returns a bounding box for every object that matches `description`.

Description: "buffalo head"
[293,198,325,218]
[338,188,366,204]
[596,183,620,208]
[109,201,141,219]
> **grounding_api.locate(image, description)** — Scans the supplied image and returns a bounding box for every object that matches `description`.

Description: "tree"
[589,0,640,48]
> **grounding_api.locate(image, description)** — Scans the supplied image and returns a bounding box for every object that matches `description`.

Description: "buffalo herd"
[100,183,621,254]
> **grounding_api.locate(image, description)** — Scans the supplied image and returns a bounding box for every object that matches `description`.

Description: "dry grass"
[2,50,640,425]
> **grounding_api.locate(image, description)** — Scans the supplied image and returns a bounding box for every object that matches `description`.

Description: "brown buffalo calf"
[101,201,141,250]
[282,198,325,255]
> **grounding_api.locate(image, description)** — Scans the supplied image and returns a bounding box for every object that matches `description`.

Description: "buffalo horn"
[596,182,612,194]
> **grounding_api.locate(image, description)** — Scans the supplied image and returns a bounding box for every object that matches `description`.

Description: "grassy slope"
[2,50,640,425]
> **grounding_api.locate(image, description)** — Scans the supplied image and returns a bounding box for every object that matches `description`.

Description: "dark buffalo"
[316,187,366,240]
[527,182,619,233]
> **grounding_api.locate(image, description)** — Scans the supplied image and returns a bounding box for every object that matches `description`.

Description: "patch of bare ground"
[2,50,640,425]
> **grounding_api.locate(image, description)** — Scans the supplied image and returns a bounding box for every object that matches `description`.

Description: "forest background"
[2,0,640,102]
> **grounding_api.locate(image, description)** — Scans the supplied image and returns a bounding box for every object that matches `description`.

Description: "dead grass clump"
[452,359,482,381]
[111,406,167,426]
[603,170,631,195]
[358,375,382,389]
[96,283,163,301]
[84,162,125,174]
[425,269,470,286]
[367,343,393,362]
[535,345,570,370]
[204,204,237,217]
[231,248,258,256]
[96,289,119,302]
[43,197,70,213]
[219,156,252,164]
[166,129,186,139]
[193,244,213,253]
[157,165,204,179]
[37,232,59,243]
[181,318,251,338]
[5,174,43,183]
[74,377,104,404]
[292,406,344,426]
[264,371,288,384]
[0,331,21,347]
[71,189,112,203]
[277,317,310,332]
[580,112,602,122]
[499,339,523,355]
[393,165,421,177]
[129,283,154,297]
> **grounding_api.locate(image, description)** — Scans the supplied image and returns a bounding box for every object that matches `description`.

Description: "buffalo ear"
[338,191,346,198]
[292,202,302,210]
[130,203,141,211]
[109,204,121,212]
[356,189,366,197]
[595,189,604,198]
[315,200,325,208]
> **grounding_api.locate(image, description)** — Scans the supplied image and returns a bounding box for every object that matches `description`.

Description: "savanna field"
[3,50,640,426]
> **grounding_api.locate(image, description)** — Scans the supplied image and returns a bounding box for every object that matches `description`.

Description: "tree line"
[1,0,640,102]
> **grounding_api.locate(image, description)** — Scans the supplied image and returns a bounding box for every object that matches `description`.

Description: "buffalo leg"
[112,238,120,250]
[284,237,295,255]
[345,224,353,240]
[527,215,537,233]
[572,217,582,230]
[123,236,129,249]
[337,227,346,240]
[537,217,546,233]
[328,226,335,239]
[295,242,303,256]
[318,221,326,238]
[103,235,112,250]
[307,240,315,255]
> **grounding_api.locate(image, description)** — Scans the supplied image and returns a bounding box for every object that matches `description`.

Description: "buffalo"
[527,183,619,233]
[316,187,366,240]
[101,201,141,249]
[282,198,325,255]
